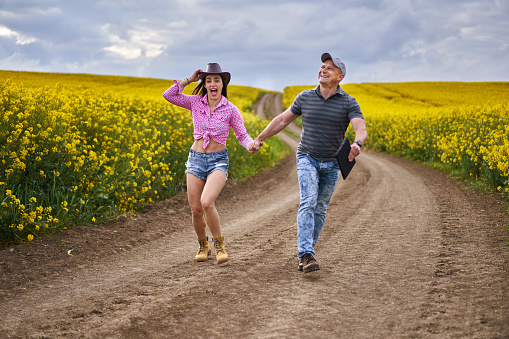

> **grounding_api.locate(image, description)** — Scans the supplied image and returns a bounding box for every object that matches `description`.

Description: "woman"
[163,63,257,264]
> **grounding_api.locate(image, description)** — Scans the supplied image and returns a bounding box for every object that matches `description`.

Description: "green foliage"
[0,71,289,245]
[283,82,509,202]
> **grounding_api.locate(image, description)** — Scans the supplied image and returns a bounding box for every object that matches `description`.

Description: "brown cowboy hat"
[199,63,231,85]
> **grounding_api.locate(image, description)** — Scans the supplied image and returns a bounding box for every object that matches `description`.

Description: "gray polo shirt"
[290,85,364,162]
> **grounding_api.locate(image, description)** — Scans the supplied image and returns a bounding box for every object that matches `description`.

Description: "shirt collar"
[314,84,346,98]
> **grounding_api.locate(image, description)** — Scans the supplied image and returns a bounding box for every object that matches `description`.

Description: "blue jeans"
[296,154,340,258]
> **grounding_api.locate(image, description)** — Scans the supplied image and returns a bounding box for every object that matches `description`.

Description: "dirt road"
[1,94,508,338]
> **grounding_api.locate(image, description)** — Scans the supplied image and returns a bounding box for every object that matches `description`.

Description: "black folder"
[335,137,355,180]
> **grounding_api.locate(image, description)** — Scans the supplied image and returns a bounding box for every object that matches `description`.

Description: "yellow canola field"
[0,71,288,244]
[284,82,509,198]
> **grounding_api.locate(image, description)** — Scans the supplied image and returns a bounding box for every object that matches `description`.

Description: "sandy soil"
[1,94,508,338]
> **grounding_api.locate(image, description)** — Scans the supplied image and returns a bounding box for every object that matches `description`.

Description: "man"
[250,53,367,273]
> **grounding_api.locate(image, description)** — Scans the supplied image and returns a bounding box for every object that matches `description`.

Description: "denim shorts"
[185,149,229,180]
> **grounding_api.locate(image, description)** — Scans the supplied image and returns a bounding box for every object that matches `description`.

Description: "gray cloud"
[0,0,508,91]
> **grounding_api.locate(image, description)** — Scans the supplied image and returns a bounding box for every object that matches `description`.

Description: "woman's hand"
[178,69,202,87]
[248,139,263,154]
[188,69,202,83]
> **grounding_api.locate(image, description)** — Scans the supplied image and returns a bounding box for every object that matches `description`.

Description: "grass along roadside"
[282,82,509,204]
[0,72,289,245]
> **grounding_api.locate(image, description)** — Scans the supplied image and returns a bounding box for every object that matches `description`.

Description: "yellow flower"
[27,234,34,241]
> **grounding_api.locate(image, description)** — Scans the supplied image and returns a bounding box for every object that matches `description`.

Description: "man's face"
[318,59,344,85]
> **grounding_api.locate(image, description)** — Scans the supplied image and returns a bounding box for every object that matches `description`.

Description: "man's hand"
[348,143,361,162]
[248,139,263,154]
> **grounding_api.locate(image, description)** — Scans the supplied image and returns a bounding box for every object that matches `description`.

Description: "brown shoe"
[301,253,319,273]
[195,236,211,262]
[212,236,229,264]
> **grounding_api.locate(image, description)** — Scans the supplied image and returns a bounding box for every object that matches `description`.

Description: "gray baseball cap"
[321,53,346,76]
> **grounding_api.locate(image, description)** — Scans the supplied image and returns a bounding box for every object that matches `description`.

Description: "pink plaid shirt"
[163,81,254,150]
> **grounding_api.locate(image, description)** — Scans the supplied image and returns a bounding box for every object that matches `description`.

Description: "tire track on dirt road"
[1,94,508,338]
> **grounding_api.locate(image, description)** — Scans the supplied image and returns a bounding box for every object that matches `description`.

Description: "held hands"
[348,143,361,162]
[248,139,263,154]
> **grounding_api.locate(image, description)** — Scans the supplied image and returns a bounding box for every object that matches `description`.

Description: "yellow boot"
[212,236,229,264]
[195,236,211,262]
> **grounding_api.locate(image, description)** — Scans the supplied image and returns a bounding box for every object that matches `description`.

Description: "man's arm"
[250,108,299,151]
[348,117,368,161]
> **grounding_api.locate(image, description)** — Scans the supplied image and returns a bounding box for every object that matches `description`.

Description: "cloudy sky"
[1,0,508,91]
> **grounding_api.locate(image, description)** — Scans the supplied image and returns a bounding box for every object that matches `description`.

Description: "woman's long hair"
[191,74,228,98]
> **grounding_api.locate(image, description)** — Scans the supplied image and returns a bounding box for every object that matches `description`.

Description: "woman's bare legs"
[186,171,227,239]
